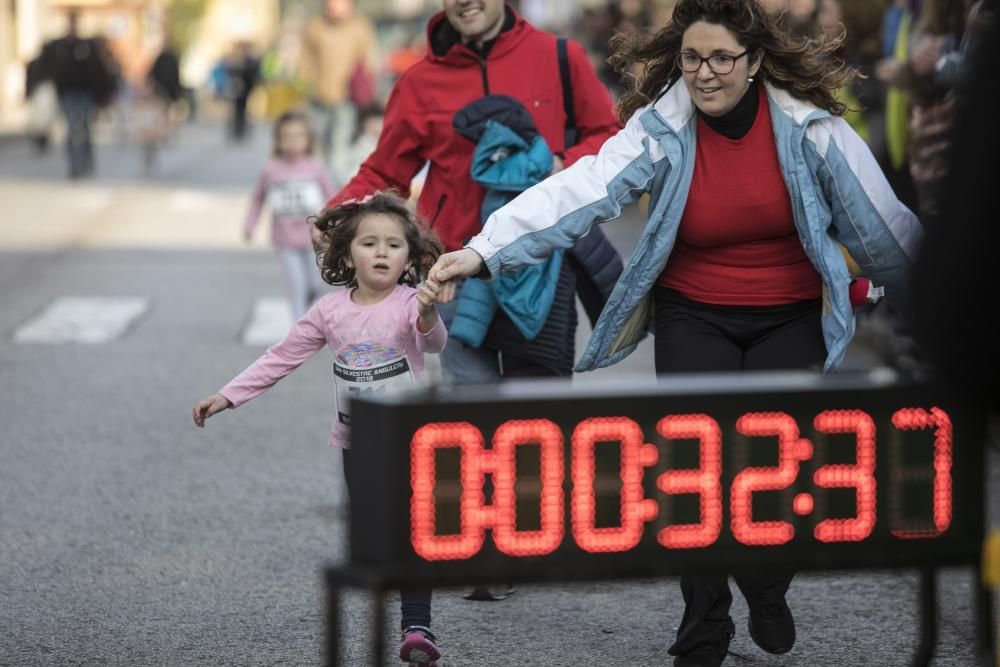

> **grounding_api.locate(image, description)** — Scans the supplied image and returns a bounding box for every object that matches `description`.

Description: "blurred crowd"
[572,0,994,226]
[18,0,995,225]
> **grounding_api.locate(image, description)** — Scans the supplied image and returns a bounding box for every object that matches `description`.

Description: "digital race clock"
[344,370,983,583]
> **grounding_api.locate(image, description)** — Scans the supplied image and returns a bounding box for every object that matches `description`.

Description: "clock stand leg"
[324,568,389,666]
[912,567,937,667]
[974,560,995,667]
[325,569,343,667]
[373,587,387,666]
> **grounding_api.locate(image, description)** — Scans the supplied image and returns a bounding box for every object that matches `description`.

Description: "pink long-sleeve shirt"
[219,285,447,447]
[245,156,335,249]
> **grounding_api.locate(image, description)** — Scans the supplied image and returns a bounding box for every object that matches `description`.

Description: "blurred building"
[0,0,168,128]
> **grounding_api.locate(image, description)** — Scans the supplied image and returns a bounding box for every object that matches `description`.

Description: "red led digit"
[492,419,565,557]
[890,407,953,538]
[410,422,487,561]
[571,417,657,553]
[813,410,877,542]
[656,414,723,549]
[731,412,800,546]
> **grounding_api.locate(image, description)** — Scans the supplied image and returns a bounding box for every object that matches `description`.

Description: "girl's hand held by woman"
[430,248,485,303]
[192,393,233,427]
[416,278,441,333]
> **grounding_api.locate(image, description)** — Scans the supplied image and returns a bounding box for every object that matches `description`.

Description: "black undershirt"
[697,80,760,140]
[431,7,517,59]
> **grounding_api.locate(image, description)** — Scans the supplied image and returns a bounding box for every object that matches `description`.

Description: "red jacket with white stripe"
[329,8,621,252]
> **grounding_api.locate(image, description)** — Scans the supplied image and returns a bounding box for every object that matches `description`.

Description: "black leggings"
[341,449,432,630]
[653,286,826,374]
[653,287,826,655]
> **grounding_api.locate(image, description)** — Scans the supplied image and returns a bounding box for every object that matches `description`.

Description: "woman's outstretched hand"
[430,248,486,303]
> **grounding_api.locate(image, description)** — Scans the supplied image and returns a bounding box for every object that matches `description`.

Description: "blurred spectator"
[260,40,305,120]
[872,0,920,210]
[577,6,621,97]
[40,11,120,178]
[143,40,185,149]
[576,0,654,100]
[340,103,384,183]
[909,4,998,415]
[24,52,57,153]
[615,0,653,33]
[836,0,892,154]
[225,42,261,142]
[148,40,185,109]
[209,57,229,100]
[132,81,169,175]
[876,0,970,219]
[387,33,426,82]
[297,0,377,183]
[799,0,872,143]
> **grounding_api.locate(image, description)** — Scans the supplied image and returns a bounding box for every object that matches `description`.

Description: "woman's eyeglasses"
[676,50,750,75]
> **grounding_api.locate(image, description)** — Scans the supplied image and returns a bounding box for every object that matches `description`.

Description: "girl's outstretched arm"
[193,393,233,427]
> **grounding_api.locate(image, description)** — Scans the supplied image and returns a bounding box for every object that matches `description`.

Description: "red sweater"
[329,10,621,251]
[658,87,821,305]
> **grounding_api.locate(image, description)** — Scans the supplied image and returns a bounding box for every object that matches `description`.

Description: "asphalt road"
[0,115,995,666]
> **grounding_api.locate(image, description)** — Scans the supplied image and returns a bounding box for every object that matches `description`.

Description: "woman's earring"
[748,76,755,83]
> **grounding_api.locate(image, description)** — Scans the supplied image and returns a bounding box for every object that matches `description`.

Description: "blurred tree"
[168,0,210,55]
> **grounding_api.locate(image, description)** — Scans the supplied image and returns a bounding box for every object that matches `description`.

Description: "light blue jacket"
[466,82,923,373]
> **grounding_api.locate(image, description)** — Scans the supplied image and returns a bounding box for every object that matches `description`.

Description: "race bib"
[267,180,325,219]
[333,344,414,425]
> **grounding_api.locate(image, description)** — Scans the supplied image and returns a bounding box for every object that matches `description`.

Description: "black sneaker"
[747,598,795,654]
[673,623,734,667]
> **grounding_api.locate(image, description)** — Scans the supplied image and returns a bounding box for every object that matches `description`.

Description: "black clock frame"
[324,370,993,666]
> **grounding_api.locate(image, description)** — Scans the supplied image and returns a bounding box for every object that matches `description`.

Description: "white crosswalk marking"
[242,298,293,346]
[14,297,148,343]
[166,189,221,212]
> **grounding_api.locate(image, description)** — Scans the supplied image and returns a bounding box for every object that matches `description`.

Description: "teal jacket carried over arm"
[450,119,561,346]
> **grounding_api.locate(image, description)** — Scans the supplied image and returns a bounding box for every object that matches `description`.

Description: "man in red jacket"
[325,0,621,387]
[330,0,619,251]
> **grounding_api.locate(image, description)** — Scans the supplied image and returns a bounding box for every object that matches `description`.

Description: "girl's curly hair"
[609,0,858,123]
[311,191,443,288]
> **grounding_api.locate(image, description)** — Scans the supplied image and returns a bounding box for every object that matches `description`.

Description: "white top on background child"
[340,105,384,186]
[244,110,335,249]
[193,192,446,447]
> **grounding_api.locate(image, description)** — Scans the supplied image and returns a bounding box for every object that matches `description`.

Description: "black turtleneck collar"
[698,80,760,140]
[431,6,516,58]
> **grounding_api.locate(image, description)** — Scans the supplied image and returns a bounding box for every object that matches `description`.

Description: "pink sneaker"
[400,626,440,666]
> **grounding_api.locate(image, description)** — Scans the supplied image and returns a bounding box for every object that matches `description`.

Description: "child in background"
[341,104,385,186]
[193,192,447,667]
[245,110,335,319]
[131,81,169,175]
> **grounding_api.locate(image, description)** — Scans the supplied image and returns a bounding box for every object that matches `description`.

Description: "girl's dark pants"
[341,449,432,629]
[653,286,827,656]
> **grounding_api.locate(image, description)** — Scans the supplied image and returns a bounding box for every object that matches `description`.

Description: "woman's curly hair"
[311,191,443,288]
[609,0,858,123]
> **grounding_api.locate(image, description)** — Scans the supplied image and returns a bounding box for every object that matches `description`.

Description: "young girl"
[194,192,447,667]
[244,110,335,319]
